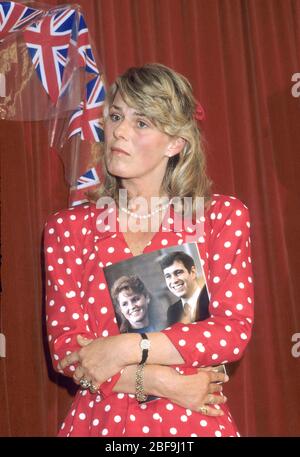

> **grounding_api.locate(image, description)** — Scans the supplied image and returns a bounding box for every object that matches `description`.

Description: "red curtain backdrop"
[1,0,300,436]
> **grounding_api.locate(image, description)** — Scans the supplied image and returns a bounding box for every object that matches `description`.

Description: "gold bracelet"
[135,363,148,403]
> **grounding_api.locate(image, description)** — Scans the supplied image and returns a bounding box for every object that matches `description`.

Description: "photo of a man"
[160,251,209,325]
[104,242,209,332]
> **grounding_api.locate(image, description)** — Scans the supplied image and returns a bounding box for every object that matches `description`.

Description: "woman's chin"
[106,164,135,180]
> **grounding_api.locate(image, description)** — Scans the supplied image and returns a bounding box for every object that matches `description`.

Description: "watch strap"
[139,333,150,365]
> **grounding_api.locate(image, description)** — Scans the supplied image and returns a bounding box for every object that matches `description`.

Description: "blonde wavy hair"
[89,63,212,209]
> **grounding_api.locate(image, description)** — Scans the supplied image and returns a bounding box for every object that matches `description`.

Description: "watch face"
[140,339,151,350]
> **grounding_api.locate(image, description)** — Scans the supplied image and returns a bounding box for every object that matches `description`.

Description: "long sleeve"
[45,205,122,397]
[162,196,254,368]
[44,206,95,377]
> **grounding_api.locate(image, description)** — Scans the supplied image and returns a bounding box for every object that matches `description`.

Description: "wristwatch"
[139,333,150,365]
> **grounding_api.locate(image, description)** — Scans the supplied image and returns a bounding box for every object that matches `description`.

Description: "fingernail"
[224,375,229,382]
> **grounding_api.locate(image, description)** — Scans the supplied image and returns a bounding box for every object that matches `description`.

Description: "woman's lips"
[111,147,130,156]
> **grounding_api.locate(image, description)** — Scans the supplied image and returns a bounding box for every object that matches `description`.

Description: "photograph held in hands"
[104,242,226,400]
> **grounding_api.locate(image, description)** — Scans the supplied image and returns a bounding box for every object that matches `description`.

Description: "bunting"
[0,2,106,206]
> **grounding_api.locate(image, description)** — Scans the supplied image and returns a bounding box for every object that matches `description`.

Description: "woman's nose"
[113,119,128,140]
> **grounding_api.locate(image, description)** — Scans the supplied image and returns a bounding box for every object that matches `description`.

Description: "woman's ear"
[166,137,186,157]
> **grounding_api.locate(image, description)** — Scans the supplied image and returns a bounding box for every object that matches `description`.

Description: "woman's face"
[104,92,179,188]
[117,290,150,328]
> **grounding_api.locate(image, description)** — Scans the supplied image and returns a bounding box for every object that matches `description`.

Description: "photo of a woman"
[111,275,156,333]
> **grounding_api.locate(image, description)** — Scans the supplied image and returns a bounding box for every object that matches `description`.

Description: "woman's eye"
[110,113,121,122]
[137,120,148,128]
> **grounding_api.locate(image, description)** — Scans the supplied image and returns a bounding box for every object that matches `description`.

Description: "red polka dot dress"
[44,194,254,437]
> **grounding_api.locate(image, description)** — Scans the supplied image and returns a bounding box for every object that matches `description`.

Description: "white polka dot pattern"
[44,195,252,437]
[160,196,253,377]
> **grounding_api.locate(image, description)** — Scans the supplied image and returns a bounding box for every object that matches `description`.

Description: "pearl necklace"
[119,199,172,220]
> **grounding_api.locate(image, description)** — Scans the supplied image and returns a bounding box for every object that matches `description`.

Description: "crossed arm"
[46,198,253,416]
[59,332,228,415]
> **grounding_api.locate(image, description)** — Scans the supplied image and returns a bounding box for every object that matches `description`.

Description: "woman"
[45,63,254,436]
[111,275,156,333]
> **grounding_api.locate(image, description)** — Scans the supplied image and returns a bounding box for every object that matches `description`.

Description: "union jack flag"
[23,8,76,103]
[75,167,100,190]
[69,167,101,206]
[68,73,105,142]
[0,2,105,202]
[77,14,99,75]
[0,1,41,40]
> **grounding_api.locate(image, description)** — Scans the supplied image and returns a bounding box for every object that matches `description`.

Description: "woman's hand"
[58,334,127,388]
[161,367,228,415]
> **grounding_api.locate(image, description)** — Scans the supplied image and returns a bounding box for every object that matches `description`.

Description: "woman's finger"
[77,376,99,393]
[89,383,100,394]
[198,405,225,417]
[73,366,85,384]
[209,371,229,384]
[78,377,93,390]
[77,335,93,347]
[58,351,80,370]
[208,382,223,394]
[205,393,227,405]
